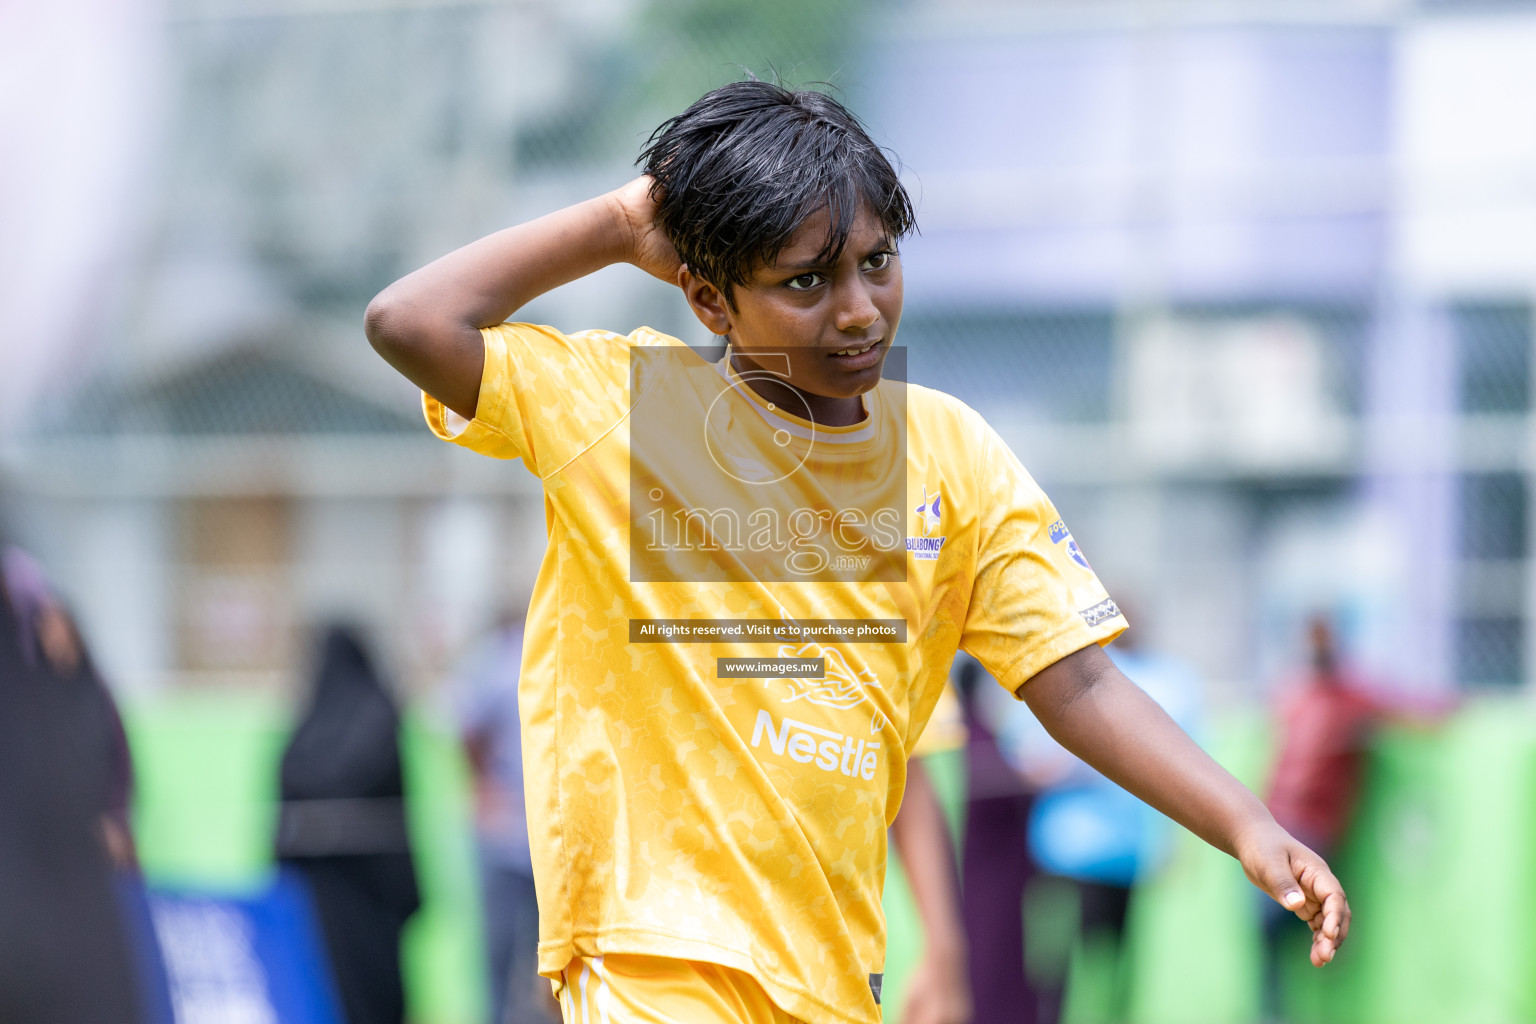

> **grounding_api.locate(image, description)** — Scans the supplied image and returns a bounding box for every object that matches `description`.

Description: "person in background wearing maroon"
[1260,614,1450,1020]
[1267,616,1385,859]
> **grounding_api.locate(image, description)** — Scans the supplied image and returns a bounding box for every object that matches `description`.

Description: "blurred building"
[3,0,1535,698]
[871,0,1535,697]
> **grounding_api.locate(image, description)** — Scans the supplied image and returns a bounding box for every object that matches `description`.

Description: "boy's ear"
[679,265,733,336]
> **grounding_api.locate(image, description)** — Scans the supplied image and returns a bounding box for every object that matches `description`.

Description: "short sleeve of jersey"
[960,422,1126,697]
[422,323,668,477]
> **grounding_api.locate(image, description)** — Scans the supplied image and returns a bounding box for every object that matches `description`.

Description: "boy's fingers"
[1312,917,1343,963]
[1321,890,1351,943]
[1300,867,1348,922]
[1275,848,1351,968]
[1301,874,1351,966]
[1244,834,1351,967]
[1316,905,1338,938]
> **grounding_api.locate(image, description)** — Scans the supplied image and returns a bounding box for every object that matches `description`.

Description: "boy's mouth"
[826,339,884,366]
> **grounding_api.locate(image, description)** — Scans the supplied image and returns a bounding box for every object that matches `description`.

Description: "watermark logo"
[704,355,815,486]
[628,346,908,583]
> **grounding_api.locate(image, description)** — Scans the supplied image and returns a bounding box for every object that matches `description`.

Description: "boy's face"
[681,203,903,423]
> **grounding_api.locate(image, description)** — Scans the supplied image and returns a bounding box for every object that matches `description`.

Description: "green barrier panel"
[125,693,287,892]
[1124,699,1536,1024]
[1123,709,1271,1024]
[887,718,1274,1024]
[399,715,488,1024]
[127,698,967,1024]
[1276,699,1536,1024]
[129,695,1536,1024]
[125,696,485,1024]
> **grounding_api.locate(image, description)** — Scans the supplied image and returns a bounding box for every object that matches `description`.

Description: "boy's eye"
[786,272,824,291]
[862,251,894,272]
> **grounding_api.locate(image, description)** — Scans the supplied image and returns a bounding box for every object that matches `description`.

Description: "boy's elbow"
[363,287,486,417]
[364,288,412,360]
[365,286,479,370]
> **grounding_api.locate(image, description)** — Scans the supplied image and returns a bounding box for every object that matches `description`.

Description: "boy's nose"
[833,279,880,333]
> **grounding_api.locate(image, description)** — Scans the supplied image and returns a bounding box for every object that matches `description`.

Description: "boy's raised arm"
[363,177,682,420]
[1021,643,1351,968]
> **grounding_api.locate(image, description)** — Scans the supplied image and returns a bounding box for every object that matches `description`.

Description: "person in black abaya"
[0,551,141,1024]
[277,624,420,1024]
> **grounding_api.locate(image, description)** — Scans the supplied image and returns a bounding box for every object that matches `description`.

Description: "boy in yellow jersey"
[366,80,1350,1024]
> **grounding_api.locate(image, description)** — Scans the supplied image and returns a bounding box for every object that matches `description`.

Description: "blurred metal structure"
[4,0,1536,698]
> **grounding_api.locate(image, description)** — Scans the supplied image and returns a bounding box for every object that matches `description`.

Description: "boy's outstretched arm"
[1021,644,1350,967]
[364,178,681,419]
[889,758,972,1024]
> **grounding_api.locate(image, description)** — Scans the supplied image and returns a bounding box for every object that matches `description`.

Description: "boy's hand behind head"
[610,176,685,286]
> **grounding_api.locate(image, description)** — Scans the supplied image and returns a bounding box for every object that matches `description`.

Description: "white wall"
[1397,12,1536,295]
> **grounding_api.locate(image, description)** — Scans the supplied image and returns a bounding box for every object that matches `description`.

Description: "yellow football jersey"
[424,324,1125,1024]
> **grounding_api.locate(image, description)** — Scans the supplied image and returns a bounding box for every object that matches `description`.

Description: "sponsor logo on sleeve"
[1066,539,1092,570]
[1078,598,1121,627]
[1048,517,1093,570]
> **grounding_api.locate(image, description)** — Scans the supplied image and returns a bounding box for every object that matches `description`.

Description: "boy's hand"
[899,947,972,1024]
[1234,823,1351,966]
[1020,648,1352,969]
[369,175,687,419]
[609,176,684,285]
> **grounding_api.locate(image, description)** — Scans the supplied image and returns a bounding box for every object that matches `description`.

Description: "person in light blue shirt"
[980,619,1205,1023]
[452,612,553,1024]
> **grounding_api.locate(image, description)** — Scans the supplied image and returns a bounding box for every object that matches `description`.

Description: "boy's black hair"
[638,79,916,304]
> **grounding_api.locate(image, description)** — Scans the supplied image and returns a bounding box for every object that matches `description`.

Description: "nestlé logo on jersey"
[751,710,881,781]
[749,640,888,780]
[906,484,946,561]
[777,642,879,710]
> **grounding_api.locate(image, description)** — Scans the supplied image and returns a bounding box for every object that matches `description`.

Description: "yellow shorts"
[553,954,807,1024]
